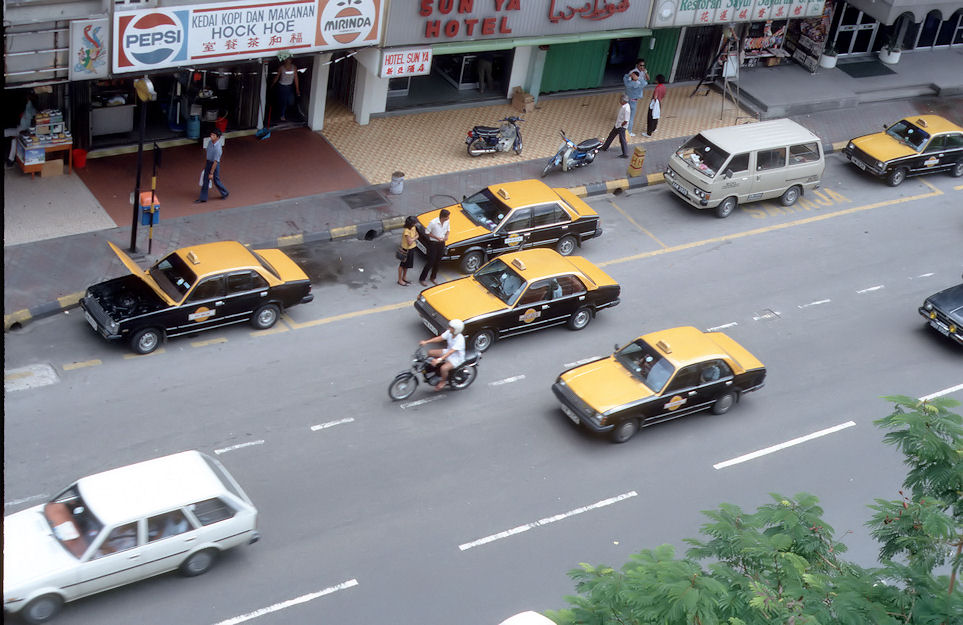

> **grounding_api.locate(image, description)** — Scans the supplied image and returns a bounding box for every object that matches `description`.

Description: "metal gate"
[674,25,724,82]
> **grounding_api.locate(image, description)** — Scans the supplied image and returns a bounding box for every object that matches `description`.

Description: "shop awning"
[430,28,653,55]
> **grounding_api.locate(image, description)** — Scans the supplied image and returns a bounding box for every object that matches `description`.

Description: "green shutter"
[540,40,609,94]
[637,29,680,81]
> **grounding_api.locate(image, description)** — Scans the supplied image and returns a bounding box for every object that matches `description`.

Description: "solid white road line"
[713,421,856,470]
[458,491,638,551]
[213,440,265,455]
[311,417,355,431]
[401,395,446,409]
[798,299,831,309]
[857,285,885,293]
[212,579,359,625]
[4,493,48,508]
[920,383,963,401]
[706,322,738,331]
[489,375,525,386]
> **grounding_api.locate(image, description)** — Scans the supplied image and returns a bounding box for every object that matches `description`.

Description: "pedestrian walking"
[600,95,630,158]
[398,216,419,286]
[419,209,450,286]
[644,74,667,137]
[270,51,300,122]
[195,128,228,203]
[622,58,648,137]
[476,51,495,93]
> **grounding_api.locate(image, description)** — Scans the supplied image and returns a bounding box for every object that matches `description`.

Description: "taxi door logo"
[663,395,686,411]
[519,308,540,323]
[317,0,380,46]
[924,156,939,167]
[188,306,215,322]
[116,10,189,70]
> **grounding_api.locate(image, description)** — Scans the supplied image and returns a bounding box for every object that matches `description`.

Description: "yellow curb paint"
[191,337,228,348]
[647,173,665,185]
[58,292,84,308]
[330,225,358,239]
[123,349,166,359]
[277,233,304,247]
[605,179,627,194]
[5,371,33,381]
[569,185,588,197]
[63,360,102,371]
[831,141,848,151]
[4,309,32,330]
[287,301,410,330]
[608,198,667,248]
[383,216,406,230]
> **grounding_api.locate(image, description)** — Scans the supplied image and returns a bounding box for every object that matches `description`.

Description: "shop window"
[936,11,962,46]
[916,11,943,48]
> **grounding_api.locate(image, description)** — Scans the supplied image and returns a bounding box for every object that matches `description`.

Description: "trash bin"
[627,145,646,177]
[186,115,201,139]
[389,171,405,195]
[139,192,160,225]
[72,148,87,168]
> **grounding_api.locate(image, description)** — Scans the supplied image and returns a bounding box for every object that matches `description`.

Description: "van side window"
[191,498,237,526]
[148,510,193,541]
[756,148,787,171]
[789,143,820,164]
[726,153,750,175]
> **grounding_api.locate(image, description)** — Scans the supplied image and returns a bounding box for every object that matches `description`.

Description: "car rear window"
[190,498,237,526]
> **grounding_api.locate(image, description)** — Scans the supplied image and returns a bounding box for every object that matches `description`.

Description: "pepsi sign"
[115,10,189,70]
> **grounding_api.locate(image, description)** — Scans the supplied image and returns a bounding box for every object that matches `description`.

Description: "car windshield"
[614,339,676,392]
[251,250,280,280]
[473,259,526,304]
[675,135,729,178]
[43,485,104,559]
[148,252,197,301]
[460,188,510,231]
[885,120,930,152]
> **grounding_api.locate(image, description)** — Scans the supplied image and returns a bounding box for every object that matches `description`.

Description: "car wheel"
[711,391,737,415]
[449,365,477,390]
[467,139,487,157]
[886,167,907,187]
[567,307,592,331]
[388,373,418,400]
[460,251,484,274]
[715,196,737,218]
[780,185,801,206]
[130,327,163,355]
[556,235,578,256]
[951,160,963,178]
[251,303,280,330]
[21,595,64,624]
[471,329,495,353]
[611,419,639,444]
[180,549,218,577]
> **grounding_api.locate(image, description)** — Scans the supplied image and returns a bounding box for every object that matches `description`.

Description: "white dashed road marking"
[706,322,738,331]
[920,383,963,401]
[211,579,359,625]
[401,395,446,409]
[458,491,638,551]
[857,285,885,294]
[4,364,59,392]
[713,421,856,470]
[311,417,355,431]
[914,273,934,278]
[214,440,265,455]
[798,299,831,309]
[489,375,525,386]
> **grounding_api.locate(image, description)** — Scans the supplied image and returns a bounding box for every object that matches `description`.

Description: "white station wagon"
[3,451,259,624]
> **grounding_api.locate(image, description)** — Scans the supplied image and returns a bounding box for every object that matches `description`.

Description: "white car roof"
[699,118,820,151]
[497,611,556,625]
[76,450,231,526]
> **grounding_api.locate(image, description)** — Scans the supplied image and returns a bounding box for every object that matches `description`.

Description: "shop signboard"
[113,0,383,73]
[380,47,432,78]
[70,19,110,81]
[384,0,653,47]
[652,0,824,27]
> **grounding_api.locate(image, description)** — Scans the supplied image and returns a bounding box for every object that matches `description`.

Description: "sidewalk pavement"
[5,48,963,331]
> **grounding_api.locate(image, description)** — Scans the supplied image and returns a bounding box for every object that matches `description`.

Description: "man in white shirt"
[600,94,630,158]
[419,208,450,286]
[420,319,466,391]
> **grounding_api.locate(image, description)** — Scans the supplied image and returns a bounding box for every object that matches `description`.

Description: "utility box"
[139,192,161,225]
[511,87,535,113]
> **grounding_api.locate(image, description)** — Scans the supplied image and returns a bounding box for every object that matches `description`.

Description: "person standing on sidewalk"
[622,58,648,137]
[270,51,299,122]
[600,95,630,158]
[419,209,450,286]
[398,216,419,286]
[644,74,667,137]
[195,128,228,203]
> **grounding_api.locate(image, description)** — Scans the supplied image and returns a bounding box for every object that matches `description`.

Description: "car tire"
[130,327,163,355]
[388,373,418,400]
[20,594,64,624]
[251,303,280,330]
[611,419,639,444]
[449,365,477,390]
[467,139,487,158]
[567,307,592,331]
[711,391,737,415]
[460,251,484,274]
[780,185,801,206]
[179,549,218,577]
[471,329,496,353]
[715,196,737,218]
[556,235,578,256]
[951,159,963,178]
[886,167,907,187]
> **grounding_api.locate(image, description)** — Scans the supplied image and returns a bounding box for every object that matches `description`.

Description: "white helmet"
[448,319,464,334]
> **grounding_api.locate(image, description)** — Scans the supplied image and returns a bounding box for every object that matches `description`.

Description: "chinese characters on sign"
[654,0,826,28]
[380,47,432,78]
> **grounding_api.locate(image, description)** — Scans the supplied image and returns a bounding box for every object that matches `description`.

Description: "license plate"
[669,180,688,197]
[561,404,580,424]
[930,319,950,336]
[84,310,98,331]
[422,318,437,333]
[852,158,867,171]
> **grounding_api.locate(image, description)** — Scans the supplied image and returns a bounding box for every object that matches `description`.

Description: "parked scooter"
[388,346,480,400]
[466,116,524,157]
[541,129,602,177]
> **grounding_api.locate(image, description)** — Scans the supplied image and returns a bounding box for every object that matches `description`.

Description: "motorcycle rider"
[419,319,466,391]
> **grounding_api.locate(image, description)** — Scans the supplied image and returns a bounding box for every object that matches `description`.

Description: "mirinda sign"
[114,0,383,73]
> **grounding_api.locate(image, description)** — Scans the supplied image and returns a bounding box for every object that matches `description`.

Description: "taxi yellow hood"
[851,133,916,161]
[253,248,310,283]
[560,357,652,413]
[422,277,506,321]
[418,208,489,245]
[108,241,172,304]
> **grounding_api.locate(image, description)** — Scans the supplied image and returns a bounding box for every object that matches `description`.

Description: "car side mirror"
[882,123,889,130]
[724,169,733,179]
[613,344,620,352]
[462,195,467,201]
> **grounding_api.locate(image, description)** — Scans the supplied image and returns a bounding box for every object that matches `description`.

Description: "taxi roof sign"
[511,258,527,271]
[187,251,201,265]
[656,340,672,353]
[497,187,510,200]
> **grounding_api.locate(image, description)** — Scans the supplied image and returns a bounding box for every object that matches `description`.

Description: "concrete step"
[856,84,939,103]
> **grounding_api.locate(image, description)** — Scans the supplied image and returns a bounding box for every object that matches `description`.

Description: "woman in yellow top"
[398,216,419,286]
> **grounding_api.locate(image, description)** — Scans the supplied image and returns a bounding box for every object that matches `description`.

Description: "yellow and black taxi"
[414,248,620,353]
[416,179,602,274]
[918,276,963,346]
[552,326,766,443]
[843,114,963,186]
[80,241,313,354]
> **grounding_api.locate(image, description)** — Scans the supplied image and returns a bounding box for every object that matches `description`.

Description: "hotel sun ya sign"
[113,0,383,73]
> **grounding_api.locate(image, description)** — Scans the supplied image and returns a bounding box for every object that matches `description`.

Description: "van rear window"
[675,135,729,178]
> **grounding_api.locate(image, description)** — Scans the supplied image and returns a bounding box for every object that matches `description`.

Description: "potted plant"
[819,43,838,69]
[879,37,901,64]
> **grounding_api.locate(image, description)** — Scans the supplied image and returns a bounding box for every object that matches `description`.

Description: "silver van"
[664,119,825,218]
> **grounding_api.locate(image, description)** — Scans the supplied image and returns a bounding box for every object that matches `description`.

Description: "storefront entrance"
[831,3,880,55]
[385,51,513,112]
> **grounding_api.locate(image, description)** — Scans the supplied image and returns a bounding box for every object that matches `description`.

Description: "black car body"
[918,280,963,345]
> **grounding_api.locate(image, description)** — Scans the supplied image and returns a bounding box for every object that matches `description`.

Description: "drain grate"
[341,190,387,210]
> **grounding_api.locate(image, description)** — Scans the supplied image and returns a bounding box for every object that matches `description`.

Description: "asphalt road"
[4,153,963,625]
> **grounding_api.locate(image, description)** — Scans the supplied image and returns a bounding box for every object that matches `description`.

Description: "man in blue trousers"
[195,128,229,203]
[622,58,649,138]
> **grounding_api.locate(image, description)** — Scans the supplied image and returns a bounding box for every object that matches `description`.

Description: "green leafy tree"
[546,396,962,625]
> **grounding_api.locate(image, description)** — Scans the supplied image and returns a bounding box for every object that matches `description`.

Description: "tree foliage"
[546,396,963,625]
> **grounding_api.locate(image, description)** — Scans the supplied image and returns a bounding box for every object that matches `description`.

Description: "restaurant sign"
[652,0,826,27]
[113,0,383,73]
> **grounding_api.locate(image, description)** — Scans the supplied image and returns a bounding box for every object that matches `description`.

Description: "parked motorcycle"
[388,346,480,400]
[466,116,524,157]
[541,129,602,177]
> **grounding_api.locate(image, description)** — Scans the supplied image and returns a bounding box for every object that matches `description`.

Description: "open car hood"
[107,241,173,304]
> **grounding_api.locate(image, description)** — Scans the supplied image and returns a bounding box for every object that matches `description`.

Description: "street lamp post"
[129,76,156,253]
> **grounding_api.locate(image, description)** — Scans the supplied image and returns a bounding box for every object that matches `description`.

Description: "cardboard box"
[41,159,64,177]
[511,87,535,113]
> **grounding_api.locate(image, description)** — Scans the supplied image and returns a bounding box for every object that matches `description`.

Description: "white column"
[307,53,332,131]
[351,48,387,126]
[507,45,532,100]
[525,46,548,104]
